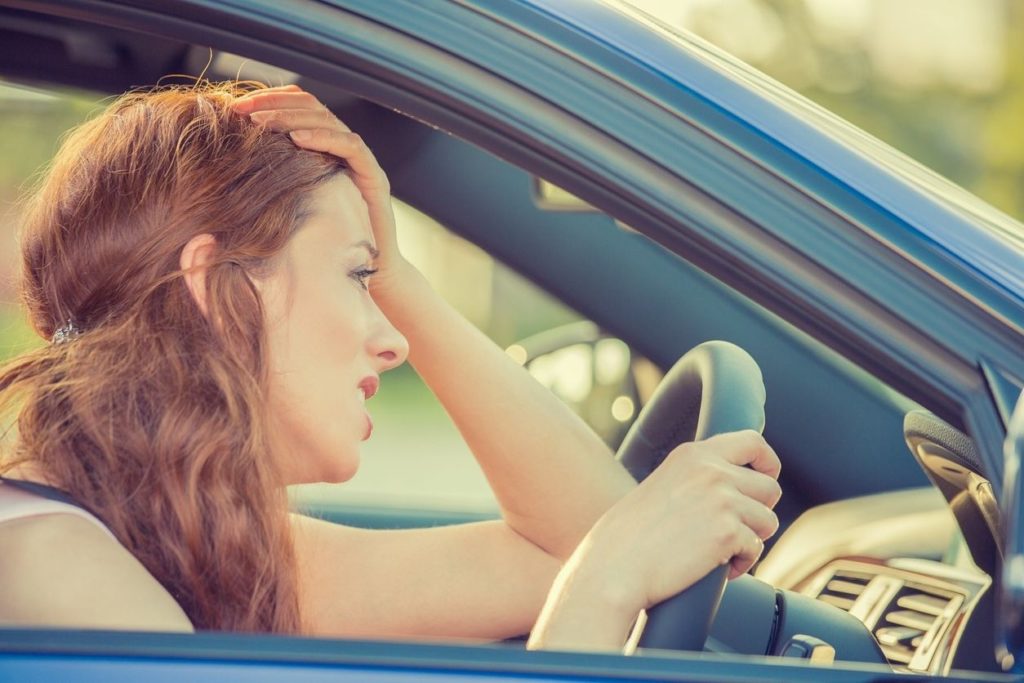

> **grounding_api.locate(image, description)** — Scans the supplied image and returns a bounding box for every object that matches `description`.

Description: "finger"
[232,83,302,106]
[249,108,347,133]
[705,430,781,479]
[255,83,302,94]
[733,494,779,540]
[731,466,783,508]
[232,89,320,114]
[727,527,764,579]
[289,129,387,189]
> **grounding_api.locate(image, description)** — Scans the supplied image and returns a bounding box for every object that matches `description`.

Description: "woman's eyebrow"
[351,240,380,259]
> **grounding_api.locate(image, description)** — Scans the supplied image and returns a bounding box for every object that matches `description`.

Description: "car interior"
[0,6,1008,678]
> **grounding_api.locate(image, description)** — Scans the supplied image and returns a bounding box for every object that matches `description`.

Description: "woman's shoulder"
[0,482,194,632]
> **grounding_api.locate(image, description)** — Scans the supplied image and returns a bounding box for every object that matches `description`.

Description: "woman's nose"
[370,311,409,372]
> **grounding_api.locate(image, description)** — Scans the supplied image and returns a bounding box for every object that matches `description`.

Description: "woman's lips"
[357,376,378,441]
[358,375,380,400]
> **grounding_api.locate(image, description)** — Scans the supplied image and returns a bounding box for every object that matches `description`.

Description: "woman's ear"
[180,233,218,317]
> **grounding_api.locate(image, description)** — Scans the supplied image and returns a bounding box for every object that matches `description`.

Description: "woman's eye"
[350,267,379,290]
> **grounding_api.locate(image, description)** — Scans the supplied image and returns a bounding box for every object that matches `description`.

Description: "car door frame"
[2,628,1021,682]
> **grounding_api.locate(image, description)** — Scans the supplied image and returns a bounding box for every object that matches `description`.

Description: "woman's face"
[257,174,409,485]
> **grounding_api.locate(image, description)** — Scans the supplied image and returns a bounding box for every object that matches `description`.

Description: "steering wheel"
[616,340,766,652]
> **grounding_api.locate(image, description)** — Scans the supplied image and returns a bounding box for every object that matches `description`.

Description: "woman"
[0,82,781,650]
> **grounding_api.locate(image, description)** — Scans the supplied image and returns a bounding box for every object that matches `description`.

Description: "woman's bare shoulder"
[0,512,194,632]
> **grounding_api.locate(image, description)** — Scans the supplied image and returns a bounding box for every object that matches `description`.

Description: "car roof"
[523,0,1024,304]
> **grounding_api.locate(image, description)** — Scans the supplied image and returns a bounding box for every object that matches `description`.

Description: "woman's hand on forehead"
[231,85,408,287]
[232,86,388,193]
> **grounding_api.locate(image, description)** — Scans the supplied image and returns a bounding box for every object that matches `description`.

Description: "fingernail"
[249,111,271,123]
[290,130,313,141]
[232,99,253,113]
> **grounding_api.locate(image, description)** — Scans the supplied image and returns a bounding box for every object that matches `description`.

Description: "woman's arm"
[371,265,636,560]
[289,431,780,645]
[291,514,559,639]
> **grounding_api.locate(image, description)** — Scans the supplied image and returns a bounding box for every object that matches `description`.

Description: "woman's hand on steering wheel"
[608,431,781,606]
[531,430,781,651]
[232,85,412,295]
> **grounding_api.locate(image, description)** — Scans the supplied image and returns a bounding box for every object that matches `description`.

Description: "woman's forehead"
[303,174,375,250]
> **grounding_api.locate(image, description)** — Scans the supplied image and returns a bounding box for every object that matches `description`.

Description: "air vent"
[815,569,873,612]
[874,584,960,667]
[806,563,967,673]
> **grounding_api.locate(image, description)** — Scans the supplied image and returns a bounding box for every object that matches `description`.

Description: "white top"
[0,480,116,539]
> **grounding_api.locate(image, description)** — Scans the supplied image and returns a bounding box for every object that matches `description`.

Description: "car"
[1,1,1023,681]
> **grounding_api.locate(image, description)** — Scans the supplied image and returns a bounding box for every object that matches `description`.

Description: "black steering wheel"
[616,340,766,652]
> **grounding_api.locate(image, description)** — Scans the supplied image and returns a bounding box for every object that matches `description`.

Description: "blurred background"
[629,0,1024,221]
[0,0,1021,511]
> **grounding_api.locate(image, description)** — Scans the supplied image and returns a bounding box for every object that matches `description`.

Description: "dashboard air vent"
[814,569,872,612]
[803,561,973,673]
[874,584,959,666]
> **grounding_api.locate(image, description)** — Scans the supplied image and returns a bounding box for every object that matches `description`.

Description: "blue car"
[1,1,1023,681]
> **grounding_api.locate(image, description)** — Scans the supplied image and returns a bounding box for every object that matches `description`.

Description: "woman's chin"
[322,458,360,484]
[282,448,360,486]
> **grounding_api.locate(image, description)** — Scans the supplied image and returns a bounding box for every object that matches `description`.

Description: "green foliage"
[0,88,100,201]
[0,306,39,359]
[0,86,98,366]
[0,86,99,363]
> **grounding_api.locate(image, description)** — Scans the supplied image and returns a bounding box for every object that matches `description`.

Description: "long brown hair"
[0,81,344,632]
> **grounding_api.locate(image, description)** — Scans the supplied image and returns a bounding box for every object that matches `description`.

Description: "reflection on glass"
[505,344,528,366]
[611,395,636,423]
[529,344,594,404]
[595,338,631,386]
